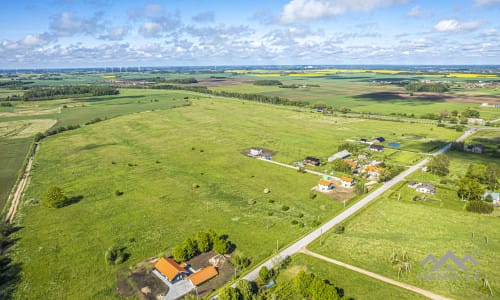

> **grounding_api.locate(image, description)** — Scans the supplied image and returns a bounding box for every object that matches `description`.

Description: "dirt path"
[300,248,452,300]
[5,145,36,224]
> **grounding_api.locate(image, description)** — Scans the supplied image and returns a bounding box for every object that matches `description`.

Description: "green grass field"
[9,96,466,299]
[0,138,32,212]
[280,253,427,300]
[309,151,500,300]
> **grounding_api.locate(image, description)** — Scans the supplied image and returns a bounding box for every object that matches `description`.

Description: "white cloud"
[49,11,104,37]
[99,27,128,41]
[192,11,215,23]
[406,5,430,17]
[279,0,409,23]
[475,0,500,6]
[434,19,481,33]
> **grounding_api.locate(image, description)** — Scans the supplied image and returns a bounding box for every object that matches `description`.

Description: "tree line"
[405,82,449,93]
[22,85,119,101]
[172,229,232,262]
[152,84,309,107]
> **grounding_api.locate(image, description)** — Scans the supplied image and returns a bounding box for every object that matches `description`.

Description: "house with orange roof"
[188,266,218,286]
[340,176,354,187]
[317,179,333,191]
[344,159,358,169]
[154,257,189,283]
[365,165,384,177]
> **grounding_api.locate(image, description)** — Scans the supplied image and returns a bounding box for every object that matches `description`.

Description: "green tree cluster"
[427,154,450,176]
[23,85,119,101]
[457,177,485,201]
[172,229,232,262]
[293,271,341,300]
[405,82,449,93]
[42,186,67,208]
[253,80,283,86]
[331,159,351,173]
[465,200,494,214]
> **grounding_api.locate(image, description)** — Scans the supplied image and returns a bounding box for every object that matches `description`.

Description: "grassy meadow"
[10,96,465,299]
[309,150,500,300]
[280,254,427,300]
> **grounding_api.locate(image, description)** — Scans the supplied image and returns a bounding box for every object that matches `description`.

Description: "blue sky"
[0,0,499,68]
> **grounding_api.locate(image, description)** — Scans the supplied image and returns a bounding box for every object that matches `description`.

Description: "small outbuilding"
[372,137,385,143]
[188,266,218,286]
[328,150,351,162]
[482,192,500,206]
[250,148,263,157]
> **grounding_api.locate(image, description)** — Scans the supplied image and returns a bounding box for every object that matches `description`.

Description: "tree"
[194,230,211,253]
[485,163,500,190]
[182,238,197,258]
[213,237,230,254]
[457,177,485,201]
[218,287,241,300]
[354,180,367,195]
[172,245,188,262]
[337,143,357,153]
[42,186,66,208]
[462,108,480,118]
[428,154,449,176]
[466,163,487,183]
[259,266,271,282]
[235,280,257,300]
[331,159,351,173]
[466,201,493,214]
[105,246,127,265]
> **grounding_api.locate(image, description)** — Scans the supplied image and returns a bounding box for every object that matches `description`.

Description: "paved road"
[242,129,477,282]
[301,248,452,300]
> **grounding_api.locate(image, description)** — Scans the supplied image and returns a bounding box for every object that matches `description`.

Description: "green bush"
[42,186,66,208]
[105,246,127,265]
[465,201,493,214]
[334,226,345,234]
[281,205,290,211]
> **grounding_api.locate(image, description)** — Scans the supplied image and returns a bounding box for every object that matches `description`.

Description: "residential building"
[318,179,333,191]
[369,144,384,152]
[154,257,189,283]
[188,266,218,286]
[340,176,354,187]
[305,156,321,166]
[416,183,436,194]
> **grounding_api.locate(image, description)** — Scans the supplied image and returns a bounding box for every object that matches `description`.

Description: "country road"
[5,152,35,224]
[241,128,477,283]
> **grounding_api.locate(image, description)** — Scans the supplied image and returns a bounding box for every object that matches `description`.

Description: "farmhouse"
[482,192,500,206]
[369,144,384,152]
[365,165,384,177]
[318,179,333,191]
[344,159,358,169]
[328,150,351,162]
[340,176,354,187]
[415,183,436,195]
[154,257,189,283]
[464,144,485,154]
[407,181,419,188]
[188,266,218,286]
[305,156,321,166]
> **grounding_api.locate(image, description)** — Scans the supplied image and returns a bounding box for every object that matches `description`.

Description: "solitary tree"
[457,177,485,201]
[428,154,450,176]
[259,266,271,282]
[42,186,66,208]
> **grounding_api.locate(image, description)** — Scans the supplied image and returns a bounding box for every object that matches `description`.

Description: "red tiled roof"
[188,266,218,286]
[154,257,187,281]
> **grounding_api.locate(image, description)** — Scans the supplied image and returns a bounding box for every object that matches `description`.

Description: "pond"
[388,142,401,147]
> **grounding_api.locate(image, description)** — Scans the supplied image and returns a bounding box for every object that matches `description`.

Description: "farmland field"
[9,95,466,299]
[308,150,500,300]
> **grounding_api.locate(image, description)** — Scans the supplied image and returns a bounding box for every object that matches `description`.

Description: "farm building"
[250,148,263,157]
[305,156,321,166]
[360,138,368,143]
[188,266,218,286]
[369,144,384,152]
[154,257,189,283]
[340,176,354,187]
[365,165,384,177]
[416,183,436,195]
[328,150,350,162]
[482,192,500,206]
[318,179,333,191]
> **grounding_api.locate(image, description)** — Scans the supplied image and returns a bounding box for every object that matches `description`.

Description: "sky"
[0,0,499,68]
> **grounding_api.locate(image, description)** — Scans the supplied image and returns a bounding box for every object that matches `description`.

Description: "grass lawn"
[309,151,500,300]
[10,96,466,299]
[279,253,427,300]
[0,138,32,212]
